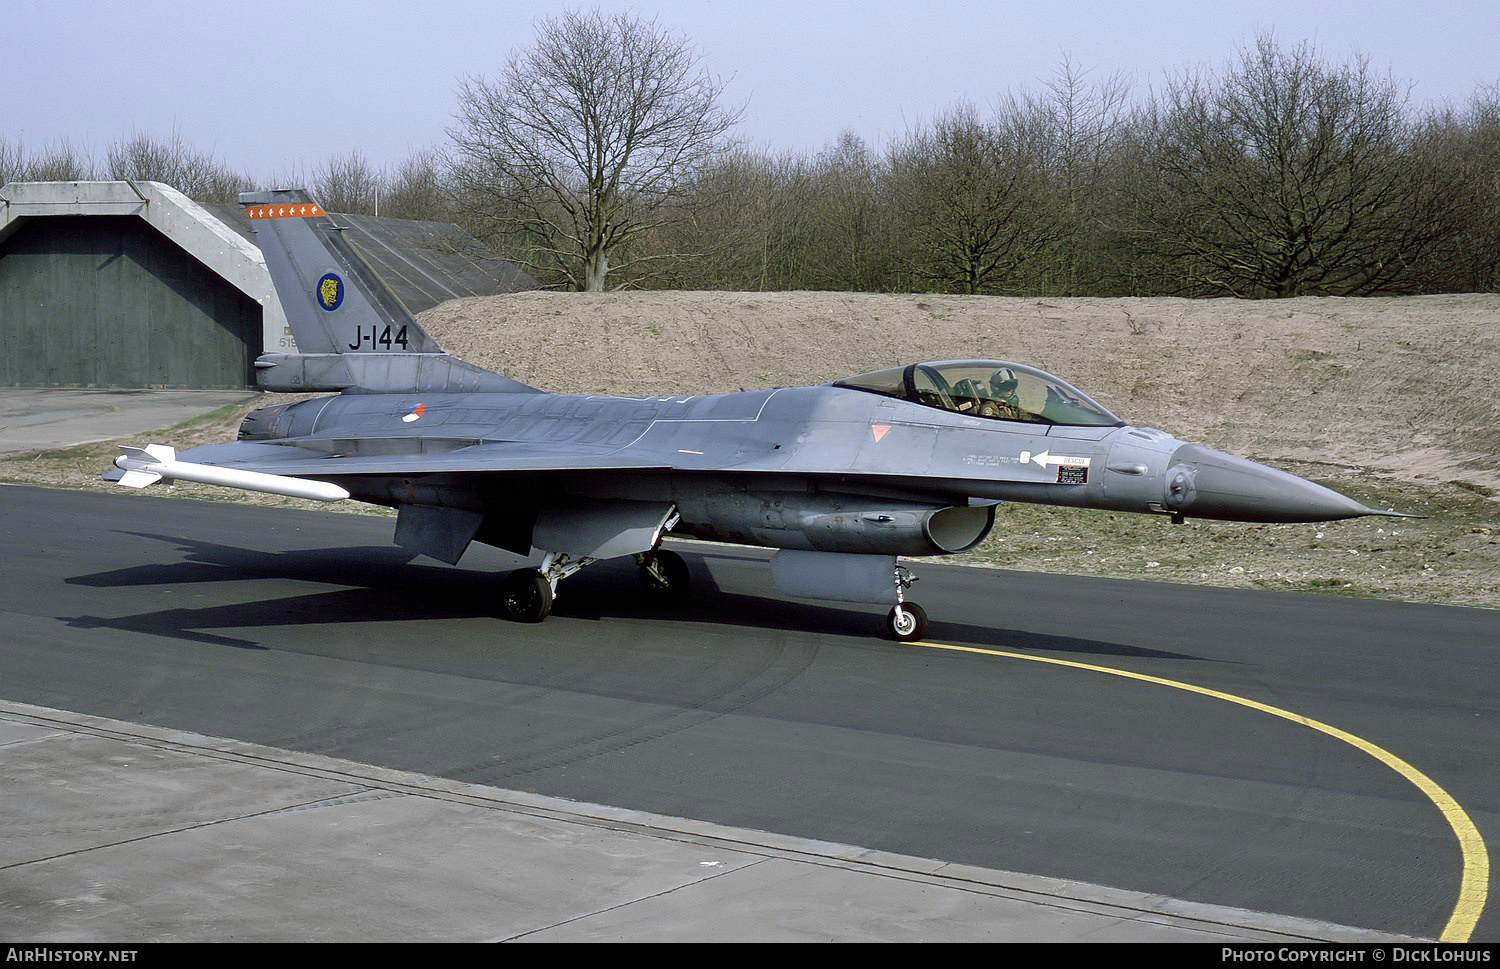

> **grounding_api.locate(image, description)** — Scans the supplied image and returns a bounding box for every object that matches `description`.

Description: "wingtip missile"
[112,444,349,502]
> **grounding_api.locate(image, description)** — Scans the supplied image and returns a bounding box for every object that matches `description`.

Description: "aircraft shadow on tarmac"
[60,530,1205,661]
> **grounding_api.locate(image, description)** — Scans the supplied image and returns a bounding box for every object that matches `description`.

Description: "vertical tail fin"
[241,189,537,394]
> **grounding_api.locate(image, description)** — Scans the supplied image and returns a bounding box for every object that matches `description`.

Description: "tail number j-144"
[348,325,410,350]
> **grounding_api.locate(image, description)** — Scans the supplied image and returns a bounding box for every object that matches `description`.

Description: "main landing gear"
[500,535,921,642]
[498,545,691,623]
[499,551,585,623]
[637,548,690,597]
[500,568,553,623]
[885,564,926,642]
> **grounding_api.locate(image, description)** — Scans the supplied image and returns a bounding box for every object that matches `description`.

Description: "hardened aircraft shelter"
[0,181,531,389]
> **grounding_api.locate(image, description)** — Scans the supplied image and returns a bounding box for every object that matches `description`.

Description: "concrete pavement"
[0,389,256,455]
[0,701,1415,943]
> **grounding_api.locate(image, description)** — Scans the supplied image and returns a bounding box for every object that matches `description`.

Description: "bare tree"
[313,148,384,215]
[14,139,95,181]
[449,9,740,290]
[381,149,454,222]
[1424,85,1500,291]
[1025,56,1132,293]
[0,137,24,185]
[105,129,250,203]
[652,147,819,290]
[797,131,894,290]
[889,101,1056,294]
[1134,35,1461,296]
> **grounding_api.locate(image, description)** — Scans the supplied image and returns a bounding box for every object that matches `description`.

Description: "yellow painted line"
[906,640,1490,942]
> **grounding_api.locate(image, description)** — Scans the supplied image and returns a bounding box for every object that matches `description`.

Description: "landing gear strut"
[497,503,683,625]
[885,564,926,641]
[637,548,689,597]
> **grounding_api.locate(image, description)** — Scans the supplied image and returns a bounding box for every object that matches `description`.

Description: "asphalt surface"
[1,485,1495,941]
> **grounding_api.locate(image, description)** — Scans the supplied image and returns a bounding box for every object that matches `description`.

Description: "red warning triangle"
[871,424,891,443]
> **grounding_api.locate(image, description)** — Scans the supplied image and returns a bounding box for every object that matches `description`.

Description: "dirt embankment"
[423,291,1500,492]
[7,291,1497,608]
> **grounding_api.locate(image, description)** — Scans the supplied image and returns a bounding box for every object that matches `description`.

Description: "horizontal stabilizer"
[253,351,538,394]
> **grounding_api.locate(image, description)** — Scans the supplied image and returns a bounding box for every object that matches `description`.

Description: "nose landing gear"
[885,564,927,641]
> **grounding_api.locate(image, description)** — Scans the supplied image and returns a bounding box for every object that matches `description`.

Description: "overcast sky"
[5,0,1498,179]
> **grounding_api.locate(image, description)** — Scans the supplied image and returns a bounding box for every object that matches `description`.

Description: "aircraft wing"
[171,437,677,477]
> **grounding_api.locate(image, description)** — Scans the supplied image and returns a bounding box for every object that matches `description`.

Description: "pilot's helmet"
[990,367,1018,396]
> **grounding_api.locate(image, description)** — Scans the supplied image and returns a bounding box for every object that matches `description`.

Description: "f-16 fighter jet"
[110,190,1405,641]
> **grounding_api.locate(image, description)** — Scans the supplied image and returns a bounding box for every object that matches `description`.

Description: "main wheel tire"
[500,569,553,623]
[886,602,928,642]
[640,549,690,597]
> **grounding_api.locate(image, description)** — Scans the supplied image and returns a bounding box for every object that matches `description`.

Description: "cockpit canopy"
[833,360,1123,427]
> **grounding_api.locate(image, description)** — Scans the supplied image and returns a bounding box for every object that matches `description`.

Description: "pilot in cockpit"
[948,367,1025,420]
[985,367,1024,420]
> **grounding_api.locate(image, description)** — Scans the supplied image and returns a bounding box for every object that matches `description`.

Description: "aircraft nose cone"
[1165,444,1373,523]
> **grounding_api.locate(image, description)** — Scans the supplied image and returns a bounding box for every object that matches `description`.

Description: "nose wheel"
[887,602,928,641]
[884,564,926,641]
